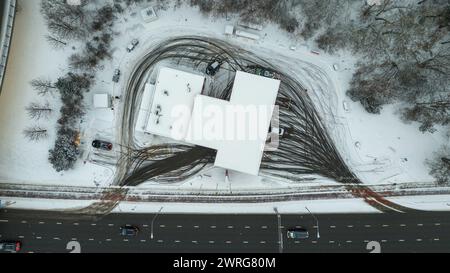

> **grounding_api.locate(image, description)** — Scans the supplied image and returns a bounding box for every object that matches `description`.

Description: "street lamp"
[305,206,320,239]
[151,206,164,240]
[274,207,283,253]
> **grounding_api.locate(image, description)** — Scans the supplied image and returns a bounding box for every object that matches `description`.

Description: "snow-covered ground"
[0,0,447,199]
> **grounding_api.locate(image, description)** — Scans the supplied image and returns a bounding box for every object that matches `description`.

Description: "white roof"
[141,7,158,22]
[225,25,234,35]
[145,67,205,140]
[186,71,280,175]
[93,94,110,108]
[135,84,155,133]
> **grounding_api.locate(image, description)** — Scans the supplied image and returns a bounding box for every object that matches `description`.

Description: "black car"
[92,140,113,151]
[120,226,139,236]
[206,59,222,76]
[0,241,21,253]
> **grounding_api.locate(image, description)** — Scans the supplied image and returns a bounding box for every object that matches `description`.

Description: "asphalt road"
[0,209,449,253]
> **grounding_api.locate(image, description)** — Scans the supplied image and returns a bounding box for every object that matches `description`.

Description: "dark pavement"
[0,209,449,253]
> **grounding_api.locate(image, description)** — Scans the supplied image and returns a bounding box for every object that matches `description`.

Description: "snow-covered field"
[0,0,447,201]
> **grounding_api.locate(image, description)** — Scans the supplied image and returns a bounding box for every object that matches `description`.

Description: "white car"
[333,64,339,71]
[342,101,350,112]
[127,39,139,52]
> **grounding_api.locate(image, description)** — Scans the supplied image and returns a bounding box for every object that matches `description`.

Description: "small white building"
[93,94,111,109]
[141,6,158,23]
[235,30,260,41]
[224,25,234,35]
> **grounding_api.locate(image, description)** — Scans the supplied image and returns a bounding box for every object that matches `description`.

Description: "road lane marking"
[209,241,215,244]
[260,241,266,244]
[91,223,97,226]
[21,221,27,224]
[295,241,300,244]
[312,241,317,244]
[210,226,216,229]
[261,226,267,229]
[243,241,249,244]
[330,226,336,228]
[365,225,371,228]
[177,225,183,228]
[71,238,77,241]
[417,223,423,226]
[329,241,335,244]
[416,239,422,242]
[400,224,406,227]
[108,224,114,227]
[398,239,405,242]
[56,222,62,225]
[39,222,45,225]
[159,225,166,228]
[19,236,25,239]
[244,226,251,229]
[142,224,148,227]
[89,238,94,241]
[227,226,234,229]
[0,220,9,223]
[382,224,389,227]
[73,223,79,226]
[381,240,387,243]
[141,240,146,243]
[123,239,129,242]
[347,225,354,228]
[53,237,60,240]
[346,240,352,243]
[36,237,42,240]
[434,223,441,226]
[106,239,112,242]
[433,238,440,241]
[157,240,163,243]
[226,241,232,244]
[192,241,198,244]
[175,240,181,243]
[194,225,199,229]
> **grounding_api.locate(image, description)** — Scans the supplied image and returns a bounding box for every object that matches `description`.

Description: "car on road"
[127,39,139,52]
[120,226,139,236]
[206,59,222,76]
[287,228,309,239]
[92,140,113,151]
[0,241,21,253]
[112,69,121,83]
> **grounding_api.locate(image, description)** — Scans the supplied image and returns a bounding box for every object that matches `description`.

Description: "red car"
[0,241,21,253]
[92,140,113,151]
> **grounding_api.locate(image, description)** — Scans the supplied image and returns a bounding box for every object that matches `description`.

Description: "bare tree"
[46,35,67,49]
[23,127,49,142]
[30,78,56,96]
[26,102,53,120]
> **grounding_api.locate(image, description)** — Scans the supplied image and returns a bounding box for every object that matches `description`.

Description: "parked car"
[286,228,309,239]
[92,140,113,151]
[333,64,340,71]
[247,65,276,79]
[342,101,350,112]
[270,126,285,137]
[120,226,139,236]
[206,59,222,76]
[112,69,121,83]
[127,39,139,52]
[0,241,21,253]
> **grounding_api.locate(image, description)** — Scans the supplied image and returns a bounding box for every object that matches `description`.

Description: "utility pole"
[151,206,164,240]
[305,206,320,239]
[274,207,283,253]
